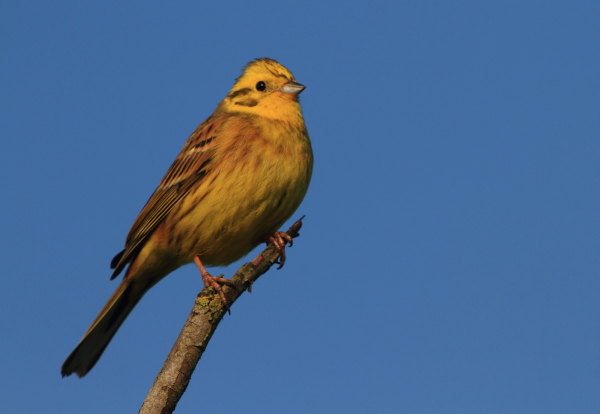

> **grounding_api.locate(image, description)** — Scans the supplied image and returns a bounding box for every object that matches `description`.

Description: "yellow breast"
[165,114,312,266]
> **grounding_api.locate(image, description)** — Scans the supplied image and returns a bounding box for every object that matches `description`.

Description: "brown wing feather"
[110,113,229,279]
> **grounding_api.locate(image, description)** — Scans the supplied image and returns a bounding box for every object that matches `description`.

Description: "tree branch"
[138,218,305,414]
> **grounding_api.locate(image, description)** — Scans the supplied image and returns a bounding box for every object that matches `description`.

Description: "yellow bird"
[62,58,313,377]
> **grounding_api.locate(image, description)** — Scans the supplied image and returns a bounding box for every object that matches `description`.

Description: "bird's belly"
[163,150,309,266]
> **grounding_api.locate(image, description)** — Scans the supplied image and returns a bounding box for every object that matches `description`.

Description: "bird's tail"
[61,278,148,377]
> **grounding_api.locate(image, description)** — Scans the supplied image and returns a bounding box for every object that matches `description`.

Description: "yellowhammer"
[62,58,313,377]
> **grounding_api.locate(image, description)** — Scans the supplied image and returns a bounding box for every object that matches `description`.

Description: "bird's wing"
[110,113,229,279]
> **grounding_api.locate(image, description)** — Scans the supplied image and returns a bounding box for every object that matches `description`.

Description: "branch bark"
[138,218,305,414]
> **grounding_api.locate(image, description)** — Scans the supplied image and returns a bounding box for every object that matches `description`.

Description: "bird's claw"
[202,273,234,309]
[267,231,293,269]
[194,256,234,312]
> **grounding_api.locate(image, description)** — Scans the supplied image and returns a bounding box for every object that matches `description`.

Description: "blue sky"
[2,1,599,413]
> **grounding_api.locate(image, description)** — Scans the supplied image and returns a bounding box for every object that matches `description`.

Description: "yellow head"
[220,58,305,123]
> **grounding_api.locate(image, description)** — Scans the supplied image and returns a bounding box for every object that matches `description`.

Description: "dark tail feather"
[61,279,146,377]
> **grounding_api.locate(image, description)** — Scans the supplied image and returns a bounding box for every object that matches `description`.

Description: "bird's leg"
[252,231,293,269]
[270,232,293,268]
[193,256,235,308]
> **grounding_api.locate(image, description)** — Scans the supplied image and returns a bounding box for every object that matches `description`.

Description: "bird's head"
[221,58,305,123]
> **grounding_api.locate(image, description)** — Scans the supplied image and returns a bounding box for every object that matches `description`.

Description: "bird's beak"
[280,82,305,95]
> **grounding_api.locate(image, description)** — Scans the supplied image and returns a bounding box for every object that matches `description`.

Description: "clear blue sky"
[2,1,599,413]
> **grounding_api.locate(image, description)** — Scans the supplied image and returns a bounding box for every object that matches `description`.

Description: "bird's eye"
[255,81,266,91]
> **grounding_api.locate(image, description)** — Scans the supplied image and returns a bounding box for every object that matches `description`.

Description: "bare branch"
[138,218,305,414]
